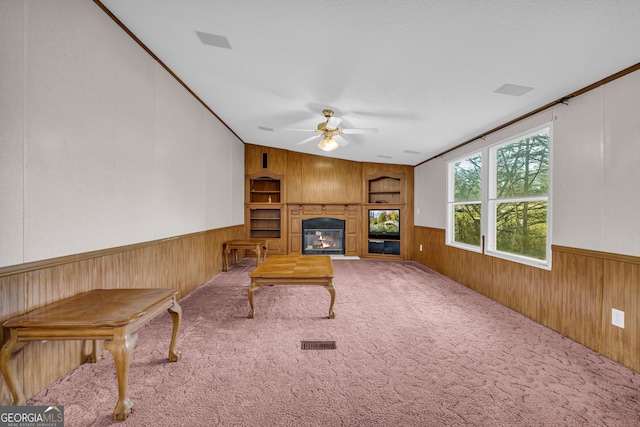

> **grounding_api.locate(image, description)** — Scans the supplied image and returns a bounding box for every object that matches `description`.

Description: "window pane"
[454,154,482,202]
[454,203,481,246]
[496,201,547,260]
[496,129,549,199]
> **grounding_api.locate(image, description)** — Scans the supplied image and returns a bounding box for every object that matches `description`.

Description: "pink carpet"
[29,259,640,426]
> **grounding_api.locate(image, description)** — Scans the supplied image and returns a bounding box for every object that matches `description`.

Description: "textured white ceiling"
[99,0,640,165]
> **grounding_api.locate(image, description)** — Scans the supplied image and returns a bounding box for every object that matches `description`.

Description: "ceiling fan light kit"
[318,137,339,151]
[287,109,379,152]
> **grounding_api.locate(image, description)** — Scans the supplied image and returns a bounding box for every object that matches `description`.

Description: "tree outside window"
[490,128,550,263]
[448,153,482,250]
[446,125,551,269]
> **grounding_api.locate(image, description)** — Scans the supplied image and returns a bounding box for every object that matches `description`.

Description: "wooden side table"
[223,239,267,271]
[0,288,182,421]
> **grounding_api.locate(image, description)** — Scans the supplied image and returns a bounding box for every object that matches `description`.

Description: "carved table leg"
[104,329,138,421]
[253,248,259,268]
[88,340,104,363]
[247,282,259,318]
[0,329,28,405]
[167,302,182,362]
[325,282,336,319]
[223,246,230,272]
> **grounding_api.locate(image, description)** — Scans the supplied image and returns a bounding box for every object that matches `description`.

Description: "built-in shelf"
[246,172,285,253]
[250,177,281,203]
[249,208,281,239]
[368,239,401,255]
[364,172,405,258]
[368,176,402,204]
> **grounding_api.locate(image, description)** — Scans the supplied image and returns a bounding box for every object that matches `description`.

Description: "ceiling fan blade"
[283,128,317,132]
[341,128,379,135]
[325,116,342,129]
[350,110,419,120]
[334,134,350,147]
[296,134,321,145]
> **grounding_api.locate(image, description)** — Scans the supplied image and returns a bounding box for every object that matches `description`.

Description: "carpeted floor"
[29,258,640,426]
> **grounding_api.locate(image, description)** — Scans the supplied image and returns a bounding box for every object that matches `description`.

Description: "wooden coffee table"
[247,255,335,319]
[0,288,182,421]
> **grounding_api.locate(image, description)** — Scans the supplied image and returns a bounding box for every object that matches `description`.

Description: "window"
[447,153,482,252]
[446,125,552,269]
[487,126,551,267]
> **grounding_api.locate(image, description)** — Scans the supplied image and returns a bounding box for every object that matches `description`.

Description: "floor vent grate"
[301,341,337,350]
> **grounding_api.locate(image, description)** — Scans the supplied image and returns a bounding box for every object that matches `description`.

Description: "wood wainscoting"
[0,225,245,405]
[413,226,640,374]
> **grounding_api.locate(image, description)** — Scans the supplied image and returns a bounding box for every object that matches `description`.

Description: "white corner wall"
[413,157,446,229]
[0,0,244,267]
[415,68,640,258]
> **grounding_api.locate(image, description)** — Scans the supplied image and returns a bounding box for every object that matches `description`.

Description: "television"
[368,209,400,240]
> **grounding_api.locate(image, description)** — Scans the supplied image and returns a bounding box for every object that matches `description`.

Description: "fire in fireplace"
[302,218,345,255]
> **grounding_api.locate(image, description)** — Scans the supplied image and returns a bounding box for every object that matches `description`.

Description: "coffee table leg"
[325,283,336,319]
[0,330,28,405]
[167,302,182,362]
[247,282,259,318]
[104,329,138,420]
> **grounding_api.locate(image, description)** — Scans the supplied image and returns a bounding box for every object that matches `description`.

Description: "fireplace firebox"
[302,218,345,255]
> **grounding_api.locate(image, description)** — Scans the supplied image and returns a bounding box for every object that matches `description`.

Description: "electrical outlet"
[612,308,625,329]
[419,244,423,252]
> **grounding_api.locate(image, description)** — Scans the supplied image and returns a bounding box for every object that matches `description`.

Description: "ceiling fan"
[286,109,378,152]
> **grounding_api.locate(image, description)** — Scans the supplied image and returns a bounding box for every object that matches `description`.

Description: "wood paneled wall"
[245,144,415,206]
[0,225,245,404]
[246,146,365,204]
[244,145,289,176]
[287,151,363,203]
[245,144,415,258]
[413,226,640,373]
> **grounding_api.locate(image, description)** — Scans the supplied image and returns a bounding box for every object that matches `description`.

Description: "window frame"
[487,124,552,269]
[446,151,484,254]
[445,123,552,270]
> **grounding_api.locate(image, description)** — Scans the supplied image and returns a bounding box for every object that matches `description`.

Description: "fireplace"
[302,218,345,255]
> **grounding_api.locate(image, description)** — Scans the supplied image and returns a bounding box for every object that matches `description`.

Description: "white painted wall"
[0,1,25,268]
[413,157,446,229]
[0,0,244,267]
[415,69,640,258]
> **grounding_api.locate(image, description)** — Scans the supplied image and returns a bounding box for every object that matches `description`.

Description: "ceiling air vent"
[494,83,534,96]
[195,31,231,49]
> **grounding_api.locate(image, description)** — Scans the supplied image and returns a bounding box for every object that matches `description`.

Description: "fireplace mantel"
[288,204,360,255]
[288,204,355,219]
